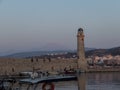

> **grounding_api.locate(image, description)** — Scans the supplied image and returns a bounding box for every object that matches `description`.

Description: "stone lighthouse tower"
[77,28,87,72]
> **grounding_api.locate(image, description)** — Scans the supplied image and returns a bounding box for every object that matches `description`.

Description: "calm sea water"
[4,72,120,90]
[55,72,120,90]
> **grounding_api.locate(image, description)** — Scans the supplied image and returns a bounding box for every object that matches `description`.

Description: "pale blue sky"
[0,0,120,55]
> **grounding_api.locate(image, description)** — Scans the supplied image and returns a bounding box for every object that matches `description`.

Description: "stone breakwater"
[0,58,77,75]
[1,58,120,75]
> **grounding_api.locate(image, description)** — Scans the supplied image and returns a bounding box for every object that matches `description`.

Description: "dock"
[19,75,77,84]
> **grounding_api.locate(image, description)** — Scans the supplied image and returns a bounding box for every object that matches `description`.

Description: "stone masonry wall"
[0,58,77,75]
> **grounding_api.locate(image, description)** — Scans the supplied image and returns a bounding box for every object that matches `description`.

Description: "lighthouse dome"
[78,28,83,32]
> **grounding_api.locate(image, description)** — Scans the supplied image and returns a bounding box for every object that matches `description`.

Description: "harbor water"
[1,72,120,90]
[55,72,120,90]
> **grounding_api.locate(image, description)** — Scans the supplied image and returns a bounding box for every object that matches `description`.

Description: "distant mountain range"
[1,46,120,58]
[1,47,94,58]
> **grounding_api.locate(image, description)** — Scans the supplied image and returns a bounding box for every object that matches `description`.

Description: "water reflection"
[77,73,86,90]
[86,72,120,90]
[56,72,120,90]
[5,72,120,90]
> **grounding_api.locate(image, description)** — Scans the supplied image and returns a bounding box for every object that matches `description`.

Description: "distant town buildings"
[87,55,120,66]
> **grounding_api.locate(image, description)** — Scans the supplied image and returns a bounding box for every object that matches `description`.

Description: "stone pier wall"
[0,58,77,75]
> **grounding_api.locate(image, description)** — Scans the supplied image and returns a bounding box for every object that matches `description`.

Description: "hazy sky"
[0,0,120,55]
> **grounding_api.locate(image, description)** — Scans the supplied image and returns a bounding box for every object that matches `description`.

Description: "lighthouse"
[77,28,87,72]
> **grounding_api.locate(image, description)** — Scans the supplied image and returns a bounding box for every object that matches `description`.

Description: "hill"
[2,47,120,58]
[86,47,120,57]
[2,50,71,58]
[2,47,94,58]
